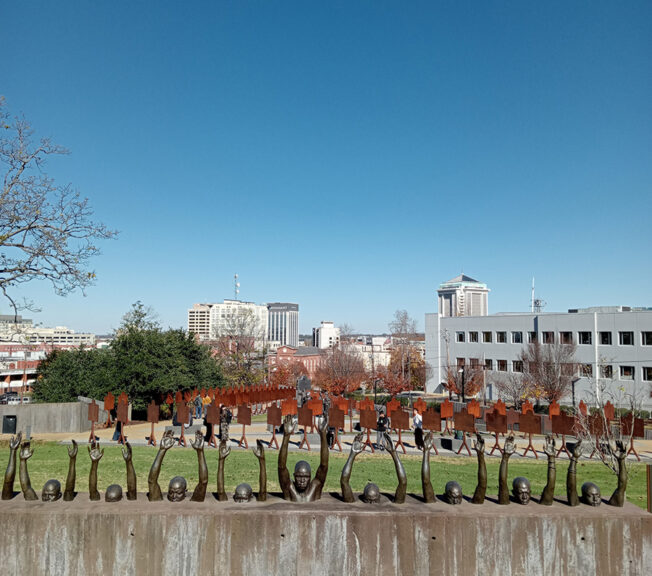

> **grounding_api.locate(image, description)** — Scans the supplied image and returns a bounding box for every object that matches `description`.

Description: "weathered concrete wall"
[0,494,649,576]
[0,398,108,434]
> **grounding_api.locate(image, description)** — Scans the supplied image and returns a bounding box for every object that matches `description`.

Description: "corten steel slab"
[422,409,441,431]
[237,405,251,426]
[146,401,159,424]
[0,494,649,576]
[390,409,410,431]
[330,407,345,430]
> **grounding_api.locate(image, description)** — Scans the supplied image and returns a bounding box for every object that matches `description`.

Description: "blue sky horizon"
[2,1,651,335]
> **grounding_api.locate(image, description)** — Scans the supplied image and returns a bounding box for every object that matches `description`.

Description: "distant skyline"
[2,2,651,336]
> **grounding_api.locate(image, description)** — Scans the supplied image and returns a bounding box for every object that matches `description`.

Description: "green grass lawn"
[0,440,647,509]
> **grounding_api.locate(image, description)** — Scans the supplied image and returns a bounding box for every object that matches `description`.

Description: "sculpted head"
[168,476,187,502]
[512,477,531,505]
[361,483,380,504]
[41,479,61,502]
[233,483,253,503]
[581,482,601,507]
[444,481,463,505]
[293,461,311,492]
[105,484,123,502]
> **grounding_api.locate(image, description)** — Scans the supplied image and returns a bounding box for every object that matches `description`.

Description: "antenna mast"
[234,273,240,301]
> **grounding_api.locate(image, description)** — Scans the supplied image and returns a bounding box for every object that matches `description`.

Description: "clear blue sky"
[2,1,651,335]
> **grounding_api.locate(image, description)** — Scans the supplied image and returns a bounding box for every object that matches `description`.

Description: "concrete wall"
[0,398,108,435]
[0,494,649,576]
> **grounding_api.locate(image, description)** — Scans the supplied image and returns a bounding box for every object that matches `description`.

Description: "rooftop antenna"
[234,273,240,301]
[531,277,546,313]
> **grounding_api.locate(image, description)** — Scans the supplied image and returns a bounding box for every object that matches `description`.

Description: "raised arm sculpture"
[341,432,364,503]
[278,414,330,502]
[148,429,175,501]
[421,432,436,503]
[18,441,38,501]
[539,435,556,505]
[252,439,267,502]
[498,435,515,505]
[217,439,231,502]
[471,433,486,504]
[607,440,627,507]
[88,440,104,501]
[383,432,407,504]
[566,439,582,507]
[2,432,22,500]
[122,441,137,501]
[63,440,78,501]
[190,431,208,502]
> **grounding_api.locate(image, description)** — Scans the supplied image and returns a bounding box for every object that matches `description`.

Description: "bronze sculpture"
[88,440,104,501]
[607,440,627,507]
[19,441,38,501]
[566,439,582,507]
[471,433,486,504]
[233,483,253,503]
[421,432,436,503]
[581,482,601,506]
[105,484,123,502]
[278,414,329,502]
[168,476,187,502]
[252,439,267,502]
[122,442,137,501]
[361,483,380,504]
[2,432,22,500]
[383,432,407,504]
[512,477,531,505]
[443,481,462,505]
[340,432,364,503]
[63,440,78,501]
[498,435,515,505]
[147,429,175,501]
[41,479,61,502]
[190,431,208,502]
[217,439,230,502]
[539,435,556,506]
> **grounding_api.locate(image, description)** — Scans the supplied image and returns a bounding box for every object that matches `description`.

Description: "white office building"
[312,321,340,349]
[267,303,299,348]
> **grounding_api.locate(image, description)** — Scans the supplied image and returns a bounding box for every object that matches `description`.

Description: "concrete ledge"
[0,494,649,576]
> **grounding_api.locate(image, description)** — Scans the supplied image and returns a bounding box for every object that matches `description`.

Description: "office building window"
[581,364,593,377]
[512,360,523,373]
[619,366,634,380]
[643,367,652,382]
[457,357,465,368]
[497,360,507,371]
[456,332,465,343]
[485,359,493,371]
[542,331,554,344]
[528,331,537,343]
[578,332,592,345]
[600,332,612,345]
[642,332,652,346]
[600,365,613,379]
[512,331,523,344]
[469,331,479,343]
[560,332,572,344]
[470,358,480,368]
[619,331,634,346]
[483,331,492,343]
[497,331,507,343]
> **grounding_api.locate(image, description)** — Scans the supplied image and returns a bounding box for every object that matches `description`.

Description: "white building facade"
[312,321,340,349]
[267,303,299,348]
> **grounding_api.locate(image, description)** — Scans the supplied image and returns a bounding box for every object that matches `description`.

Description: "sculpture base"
[0,494,650,575]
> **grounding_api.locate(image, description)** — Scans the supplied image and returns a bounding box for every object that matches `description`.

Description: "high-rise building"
[312,321,340,349]
[267,303,299,348]
[438,275,489,317]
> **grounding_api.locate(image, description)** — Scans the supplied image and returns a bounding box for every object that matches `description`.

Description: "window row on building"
[455,330,652,346]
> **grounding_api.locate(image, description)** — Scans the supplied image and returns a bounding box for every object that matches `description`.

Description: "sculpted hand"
[19,442,33,461]
[122,441,132,462]
[423,432,434,453]
[88,442,104,462]
[614,440,626,461]
[316,414,329,435]
[503,435,515,456]
[9,432,22,451]
[571,439,583,460]
[191,431,204,451]
[252,439,265,460]
[219,441,231,460]
[473,433,485,454]
[543,435,555,457]
[351,433,364,454]
[283,415,296,436]
[68,439,78,458]
[160,430,175,451]
[383,432,396,454]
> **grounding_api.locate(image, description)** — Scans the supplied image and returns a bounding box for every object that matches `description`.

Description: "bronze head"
[581,482,601,507]
[105,484,123,502]
[512,477,531,505]
[293,461,311,492]
[233,483,253,503]
[361,483,380,504]
[41,479,61,502]
[168,476,187,502]
[444,481,463,505]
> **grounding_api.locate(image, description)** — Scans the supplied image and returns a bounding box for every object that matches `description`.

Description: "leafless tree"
[389,310,417,382]
[491,372,531,409]
[0,98,117,321]
[519,341,576,404]
[313,344,366,397]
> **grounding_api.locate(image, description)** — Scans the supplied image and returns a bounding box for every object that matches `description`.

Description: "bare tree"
[0,98,117,320]
[519,341,576,404]
[389,310,417,382]
[491,372,531,409]
[313,344,366,397]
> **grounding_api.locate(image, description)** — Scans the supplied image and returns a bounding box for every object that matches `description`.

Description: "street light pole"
[458,367,466,404]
